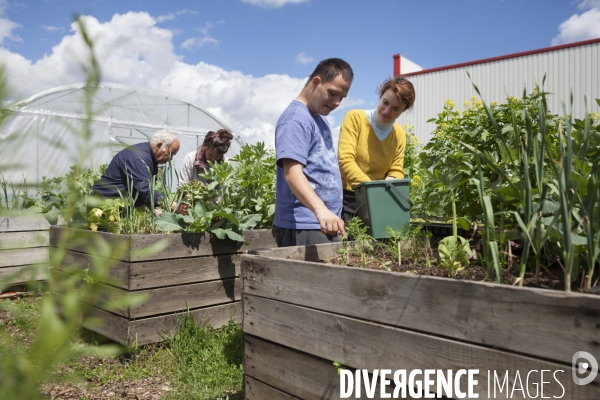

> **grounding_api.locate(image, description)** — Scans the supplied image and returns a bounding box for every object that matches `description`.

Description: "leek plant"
[463,79,557,286]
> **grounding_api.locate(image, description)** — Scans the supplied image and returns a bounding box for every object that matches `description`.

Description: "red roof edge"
[396,37,600,77]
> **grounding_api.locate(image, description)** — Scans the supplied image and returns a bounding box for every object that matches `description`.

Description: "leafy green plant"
[430,170,473,277]
[36,165,103,224]
[0,174,36,214]
[152,142,275,242]
[342,217,374,268]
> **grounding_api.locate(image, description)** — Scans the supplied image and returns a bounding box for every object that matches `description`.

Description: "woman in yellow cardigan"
[338,76,415,221]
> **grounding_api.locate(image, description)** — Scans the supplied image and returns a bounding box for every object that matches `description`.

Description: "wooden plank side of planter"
[50,227,132,261]
[244,335,423,400]
[242,255,600,366]
[87,277,242,318]
[51,227,276,262]
[129,229,276,261]
[55,250,130,289]
[0,247,49,267]
[0,215,50,232]
[55,250,242,291]
[0,231,49,250]
[130,278,241,318]
[85,302,241,345]
[244,334,343,399]
[0,264,49,284]
[244,376,300,400]
[243,294,600,400]
[128,254,241,290]
[248,241,343,262]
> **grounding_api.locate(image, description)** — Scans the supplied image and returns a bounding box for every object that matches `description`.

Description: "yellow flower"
[411,175,421,187]
[444,99,456,109]
[463,101,470,107]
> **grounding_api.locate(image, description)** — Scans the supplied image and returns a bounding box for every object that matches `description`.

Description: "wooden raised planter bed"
[0,215,51,285]
[242,243,600,399]
[50,226,276,345]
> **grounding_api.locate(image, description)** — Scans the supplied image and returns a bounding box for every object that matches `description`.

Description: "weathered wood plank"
[244,334,342,399]
[85,302,241,345]
[0,247,49,267]
[0,264,49,284]
[52,250,130,289]
[51,227,276,262]
[128,254,241,290]
[248,241,343,262]
[0,230,49,250]
[50,227,132,261]
[0,215,50,232]
[80,277,241,319]
[243,294,600,400]
[130,278,241,318]
[242,255,600,366]
[244,375,300,400]
[244,335,426,400]
[53,250,242,291]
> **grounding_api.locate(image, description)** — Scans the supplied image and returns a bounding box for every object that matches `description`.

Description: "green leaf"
[155,212,184,232]
[456,217,471,231]
[211,228,246,243]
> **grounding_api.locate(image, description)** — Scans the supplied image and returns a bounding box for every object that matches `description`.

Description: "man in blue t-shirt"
[273,58,353,247]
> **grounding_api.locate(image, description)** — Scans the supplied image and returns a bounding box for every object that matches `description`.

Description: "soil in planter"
[325,240,597,293]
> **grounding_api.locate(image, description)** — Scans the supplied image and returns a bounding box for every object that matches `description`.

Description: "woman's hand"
[385,175,396,181]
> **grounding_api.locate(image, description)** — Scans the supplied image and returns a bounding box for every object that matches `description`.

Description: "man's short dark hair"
[307,58,353,86]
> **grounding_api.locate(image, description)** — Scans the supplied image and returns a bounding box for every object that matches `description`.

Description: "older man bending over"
[90,130,184,214]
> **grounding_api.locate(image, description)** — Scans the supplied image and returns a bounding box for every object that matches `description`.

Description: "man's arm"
[282,159,345,236]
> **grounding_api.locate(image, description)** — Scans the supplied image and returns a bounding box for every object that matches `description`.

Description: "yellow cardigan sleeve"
[338,110,371,191]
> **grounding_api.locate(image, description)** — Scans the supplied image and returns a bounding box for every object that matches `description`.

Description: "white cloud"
[241,0,309,9]
[552,7,600,45]
[156,13,175,23]
[176,9,198,16]
[180,36,219,50]
[0,11,307,147]
[0,17,19,43]
[578,0,600,9]
[295,52,315,65]
[42,25,63,33]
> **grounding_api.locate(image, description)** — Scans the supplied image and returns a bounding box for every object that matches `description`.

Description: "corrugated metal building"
[395,38,600,144]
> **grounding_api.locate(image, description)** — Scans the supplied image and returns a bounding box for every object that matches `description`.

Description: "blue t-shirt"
[274,100,343,229]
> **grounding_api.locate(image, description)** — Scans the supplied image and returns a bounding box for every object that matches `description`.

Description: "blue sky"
[1,0,599,146]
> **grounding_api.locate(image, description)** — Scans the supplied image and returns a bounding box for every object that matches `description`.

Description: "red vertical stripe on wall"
[393,54,400,76]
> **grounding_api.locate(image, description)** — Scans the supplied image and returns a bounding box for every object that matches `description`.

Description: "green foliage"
[0,174,37,214]
[420,93,560,222]
[437,235,471,277]
[201,141,276,229]
[0,18,149,399]
[37,165,103,224]
[165,317,243,399]
[341,217,374,268]
[154,142,275,242]
[402,126,442,218]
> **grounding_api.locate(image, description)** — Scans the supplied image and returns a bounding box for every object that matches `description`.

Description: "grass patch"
[165,316,244,400]
[0,294,245,399]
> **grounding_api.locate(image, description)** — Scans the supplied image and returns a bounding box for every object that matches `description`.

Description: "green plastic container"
[353,178,412,239]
